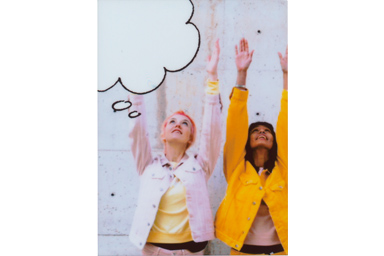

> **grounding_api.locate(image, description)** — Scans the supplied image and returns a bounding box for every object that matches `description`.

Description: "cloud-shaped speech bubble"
[98,0,200,94]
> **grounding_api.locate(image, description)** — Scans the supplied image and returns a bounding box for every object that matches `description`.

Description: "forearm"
[283,72,288,90]
[197,93,222,178]
[128,94,152,175]
[197,80,222,178]
[236,70,247,86]
[208,71,218,82]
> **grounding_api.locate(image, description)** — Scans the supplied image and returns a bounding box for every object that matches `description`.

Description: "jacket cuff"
[230,87,249,101]
[282,89,288,101]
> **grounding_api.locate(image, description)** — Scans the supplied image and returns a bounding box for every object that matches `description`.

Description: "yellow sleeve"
[223,87,249,181]
[205,79,220,95]
[276,89,288,183]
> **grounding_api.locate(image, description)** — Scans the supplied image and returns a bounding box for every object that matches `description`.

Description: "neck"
[164,142,187,163]
[252,148,269,169]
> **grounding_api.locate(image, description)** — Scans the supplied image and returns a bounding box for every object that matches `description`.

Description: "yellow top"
[147,168,193,243]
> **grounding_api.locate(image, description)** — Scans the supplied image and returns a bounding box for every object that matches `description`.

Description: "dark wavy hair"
[245,122,278,174]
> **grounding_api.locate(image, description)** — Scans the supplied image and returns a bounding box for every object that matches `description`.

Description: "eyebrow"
[251,127,270,132]
[170,118,191,124]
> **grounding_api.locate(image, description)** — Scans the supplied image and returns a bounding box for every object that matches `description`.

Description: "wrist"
[237,69,248,74]
[236,71,247,85]
[208,72,218,81]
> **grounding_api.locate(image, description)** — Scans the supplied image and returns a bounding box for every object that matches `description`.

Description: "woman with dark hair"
[128,40,223,255]
[215,38,288,255]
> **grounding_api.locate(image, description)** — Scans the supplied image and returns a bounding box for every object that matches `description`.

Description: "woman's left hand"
[206,39,220,81]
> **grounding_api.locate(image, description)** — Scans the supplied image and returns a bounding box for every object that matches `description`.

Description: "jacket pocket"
[184,166,201,173]
[150,172,166,180]
[270,180,286,191]
[239,172,259,185]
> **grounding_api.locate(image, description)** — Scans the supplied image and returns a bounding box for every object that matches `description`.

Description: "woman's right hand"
[235,38,254,72]
[206,39,220,81]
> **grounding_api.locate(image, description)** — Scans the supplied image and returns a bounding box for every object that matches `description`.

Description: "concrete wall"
[98,0,287,255]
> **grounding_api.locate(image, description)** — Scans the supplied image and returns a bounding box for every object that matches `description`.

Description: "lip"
[257,135,267,140]
[172,129,182,134]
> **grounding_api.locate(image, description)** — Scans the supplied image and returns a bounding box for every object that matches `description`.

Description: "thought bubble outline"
[98,0,200,95]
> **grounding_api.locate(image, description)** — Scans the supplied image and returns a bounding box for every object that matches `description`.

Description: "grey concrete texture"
[99,0,287,255]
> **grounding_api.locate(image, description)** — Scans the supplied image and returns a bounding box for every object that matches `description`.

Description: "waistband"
[149,241,208,253]
[235,244,284,254]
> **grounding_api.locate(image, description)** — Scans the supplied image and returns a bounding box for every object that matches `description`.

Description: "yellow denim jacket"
[215,88,288,254]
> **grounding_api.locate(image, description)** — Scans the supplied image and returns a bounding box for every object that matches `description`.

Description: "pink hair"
[161,110,196,150]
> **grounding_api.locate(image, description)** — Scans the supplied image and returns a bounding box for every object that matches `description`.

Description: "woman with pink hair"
[127,40,222,255]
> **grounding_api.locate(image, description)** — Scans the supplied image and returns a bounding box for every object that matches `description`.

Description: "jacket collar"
[160,153,189,168]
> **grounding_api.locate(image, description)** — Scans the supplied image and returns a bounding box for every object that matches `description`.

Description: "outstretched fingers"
[240,38,245,52]
[215,38,220,53]
[245,39,249,54]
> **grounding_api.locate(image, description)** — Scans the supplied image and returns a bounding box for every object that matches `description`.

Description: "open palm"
[206,39,220,76]
[235,38,254,72]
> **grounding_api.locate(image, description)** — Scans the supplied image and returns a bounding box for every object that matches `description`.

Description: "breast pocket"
[150,173,166,180]
[269,180,287,205]
[270,180,286,191]
[234,174,258,202]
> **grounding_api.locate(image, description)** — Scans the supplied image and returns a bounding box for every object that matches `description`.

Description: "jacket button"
[160,188,163,191]
[147,223,150,226]
[247,217,251,220]
[152,204,156,208]
[152,173,155,176]
[235,245,238,248]
[252,202,256,205]
[279,186,283,189]
[193,167,196,171]
[259,186,263,190]
[169,167,172,170]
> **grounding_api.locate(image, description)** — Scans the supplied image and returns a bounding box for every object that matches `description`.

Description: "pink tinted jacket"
[128,92,222,250]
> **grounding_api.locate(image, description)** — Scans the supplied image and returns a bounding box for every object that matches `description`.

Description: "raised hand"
[206,39,220,81]
[235,38,254,72]
[278,46,288,74]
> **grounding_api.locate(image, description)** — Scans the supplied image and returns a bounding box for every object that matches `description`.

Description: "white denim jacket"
[128,89,222,250]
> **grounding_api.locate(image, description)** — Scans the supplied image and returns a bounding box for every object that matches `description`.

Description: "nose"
[259,129,265,134]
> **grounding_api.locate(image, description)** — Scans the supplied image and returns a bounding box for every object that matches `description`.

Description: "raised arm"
[223,38,254,181]
[196,39,222,179]
[276,46,288,182]
[128,94,153,176]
